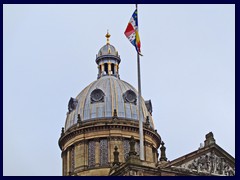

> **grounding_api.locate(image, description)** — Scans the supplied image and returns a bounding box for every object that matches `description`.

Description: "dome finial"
[105,30,111,45]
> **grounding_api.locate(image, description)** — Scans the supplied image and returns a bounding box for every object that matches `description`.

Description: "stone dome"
[59,33,161,176]
[65,75,154,131]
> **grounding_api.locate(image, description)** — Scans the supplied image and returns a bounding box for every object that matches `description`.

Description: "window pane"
[88,140,95,167]
[100,139,108,166]
[123,139,130,160]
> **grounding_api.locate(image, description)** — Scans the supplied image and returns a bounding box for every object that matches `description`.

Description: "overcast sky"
[3,4,235,176]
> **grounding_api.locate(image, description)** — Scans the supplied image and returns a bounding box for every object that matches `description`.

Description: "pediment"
[165,144,235,176]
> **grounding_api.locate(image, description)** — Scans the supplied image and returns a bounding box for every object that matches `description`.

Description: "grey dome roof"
[65,76,154,130]
[97,44,118,57]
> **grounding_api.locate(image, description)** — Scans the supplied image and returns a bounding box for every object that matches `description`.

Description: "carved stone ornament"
[113,146,120,166]
[145,100,152,115]
[145,116,150,126]
[176,150,235,176]
[160,141,167,161]
[123,90,137,105]
[112,109,118,120]
[129,136,137,156]
[68,97,78,112]
[90,88,105,103]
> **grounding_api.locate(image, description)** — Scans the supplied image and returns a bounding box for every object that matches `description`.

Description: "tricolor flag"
[124,9,141,55]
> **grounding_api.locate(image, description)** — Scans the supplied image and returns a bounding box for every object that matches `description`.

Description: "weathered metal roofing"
[97,44,118,57]
[65,76,154,130]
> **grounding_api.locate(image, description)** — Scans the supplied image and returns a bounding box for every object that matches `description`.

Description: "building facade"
[58,33,235,176]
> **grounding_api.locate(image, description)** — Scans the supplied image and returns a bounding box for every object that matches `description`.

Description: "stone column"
[145,144,153,162]
[118,140,124,163]
[116,64,119,74]
[152,148,157,163]
[84,140,88,168]
[62,151,67,176]
[108,62,111,75]
[80,142,85,168]
[95,139,100,167]
[74,143,80,168]
[109,138,114,163]
[66,149,70,175]
[114,64,117,75]
[101,64,104,75]
[98,65,100,77]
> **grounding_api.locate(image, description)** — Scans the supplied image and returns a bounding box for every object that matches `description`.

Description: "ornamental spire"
[106,30,111,44]
[160,141,167,161]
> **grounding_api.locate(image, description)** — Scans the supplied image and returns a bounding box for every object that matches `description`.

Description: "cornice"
[59,119,161,150]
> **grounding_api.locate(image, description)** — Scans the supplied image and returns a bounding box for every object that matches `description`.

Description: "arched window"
[88,140,95,168]
[100,139,108,166]
[104,63,108,74]
[111,63,115,75]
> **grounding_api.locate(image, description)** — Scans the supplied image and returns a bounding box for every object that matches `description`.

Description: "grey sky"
[3,4,235,176]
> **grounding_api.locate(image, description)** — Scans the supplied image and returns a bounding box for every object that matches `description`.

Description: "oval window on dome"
[123,90,137,105]
[90,89,105,103]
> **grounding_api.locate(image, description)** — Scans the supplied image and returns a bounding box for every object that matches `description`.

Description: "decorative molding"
[174,150,235,176]
[108,136,123,141]
[145,100,152,115]
[59,120,161,149]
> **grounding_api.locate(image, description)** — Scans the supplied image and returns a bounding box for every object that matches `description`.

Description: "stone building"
[58,33,235,176]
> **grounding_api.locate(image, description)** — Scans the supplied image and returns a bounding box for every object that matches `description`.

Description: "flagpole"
[136,4,145,161]
[137,52,144,161]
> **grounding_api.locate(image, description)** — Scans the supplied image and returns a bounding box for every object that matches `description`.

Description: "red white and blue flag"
[124,9,141,55]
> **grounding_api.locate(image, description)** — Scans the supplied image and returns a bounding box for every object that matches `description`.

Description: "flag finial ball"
[106,30,111,45]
